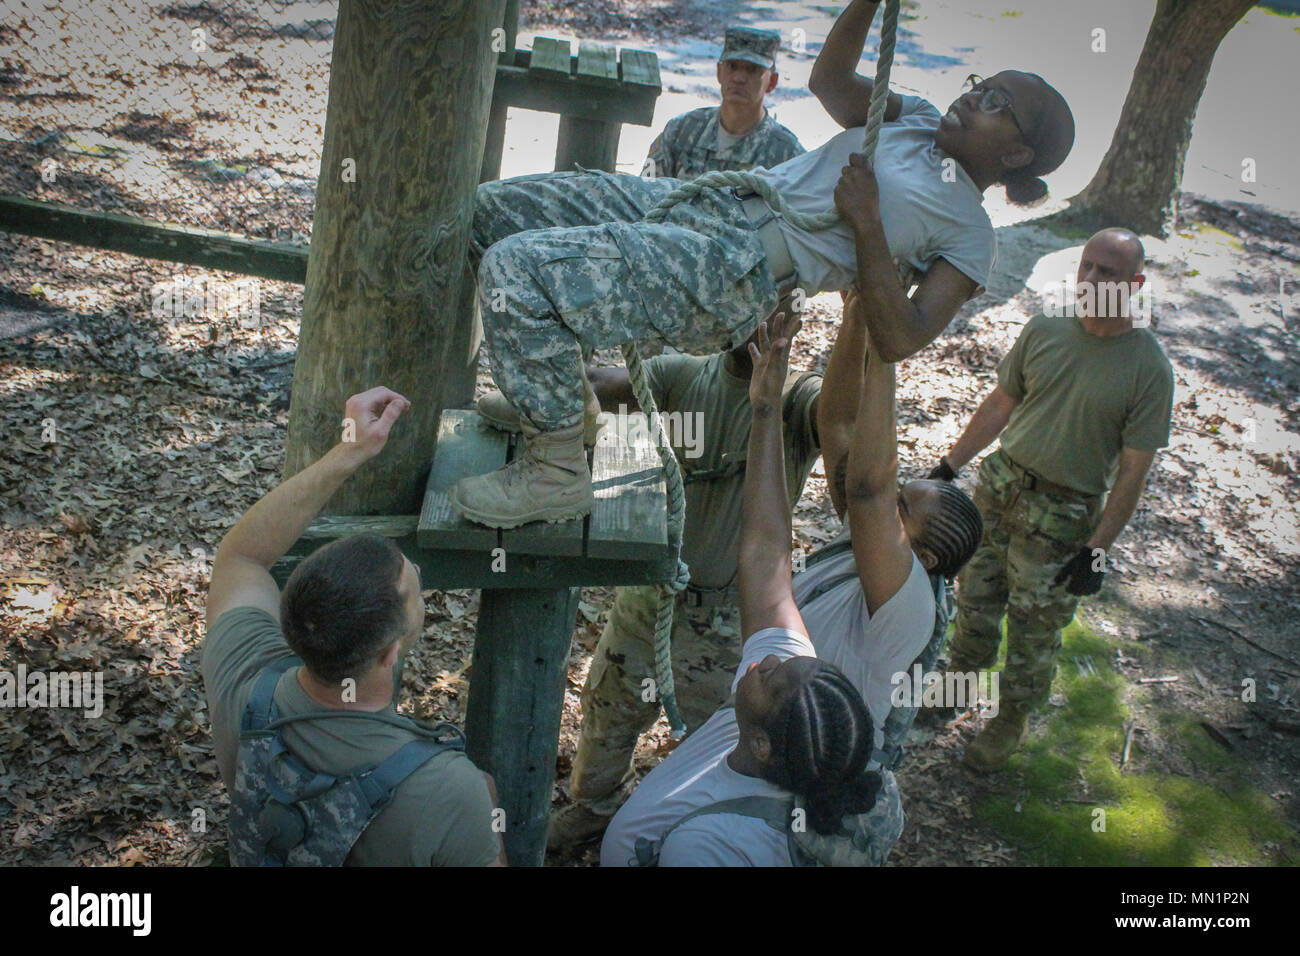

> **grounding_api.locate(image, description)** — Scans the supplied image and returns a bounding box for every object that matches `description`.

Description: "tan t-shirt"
[641,352,821,590]
[997,315,1174,495]
[202,607,500,867]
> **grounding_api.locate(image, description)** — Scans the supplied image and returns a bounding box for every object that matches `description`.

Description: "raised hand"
[747,311,803,411]
[340,386,411,461]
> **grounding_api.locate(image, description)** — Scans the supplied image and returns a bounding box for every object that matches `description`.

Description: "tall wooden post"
[466,587,580,867]
[284,0,508,513]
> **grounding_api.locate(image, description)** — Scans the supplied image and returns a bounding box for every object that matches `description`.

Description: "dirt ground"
[0,1,1297,866]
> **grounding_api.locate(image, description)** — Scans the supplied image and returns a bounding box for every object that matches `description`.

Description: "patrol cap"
[720,26,781,70]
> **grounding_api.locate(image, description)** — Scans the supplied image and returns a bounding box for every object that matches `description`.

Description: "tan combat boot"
[476,373,603,447]
[450,421,594,528]
[962,704,1030,773]
[547,802,617,853]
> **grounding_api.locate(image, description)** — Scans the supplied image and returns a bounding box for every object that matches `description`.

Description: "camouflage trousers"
[570,585,743,813]
[470,169,779,430]
[950,449,1104,712]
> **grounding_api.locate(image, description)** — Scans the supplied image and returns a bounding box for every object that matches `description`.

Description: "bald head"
[1086,228,1145,277]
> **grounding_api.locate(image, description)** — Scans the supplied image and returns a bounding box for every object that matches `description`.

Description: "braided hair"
[921,483,983,579]
[762,663,881,835]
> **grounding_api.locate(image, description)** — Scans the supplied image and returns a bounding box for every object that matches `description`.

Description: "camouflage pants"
[570,585,743,813]
[470,169,779,429]
[950,449,1103,712]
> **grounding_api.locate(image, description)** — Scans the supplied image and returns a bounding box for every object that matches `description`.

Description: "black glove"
[1053,547,1106,596]
[927,457,956,482]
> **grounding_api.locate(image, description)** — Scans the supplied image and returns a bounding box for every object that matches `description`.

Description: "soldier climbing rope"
[625,0,902,736]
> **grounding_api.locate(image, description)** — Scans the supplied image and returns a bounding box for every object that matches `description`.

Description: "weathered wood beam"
[0,194,308,283]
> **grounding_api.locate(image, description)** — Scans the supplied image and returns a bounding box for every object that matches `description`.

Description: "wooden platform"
[418,408,670,562]
[271,408,677,591]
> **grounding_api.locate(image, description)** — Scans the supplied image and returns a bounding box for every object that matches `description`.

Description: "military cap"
[720,26,781,70]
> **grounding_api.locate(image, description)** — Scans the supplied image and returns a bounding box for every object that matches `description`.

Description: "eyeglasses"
[964,74,1028,142]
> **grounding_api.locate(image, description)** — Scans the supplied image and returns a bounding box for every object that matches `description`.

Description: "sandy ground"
[0,1,1296,866]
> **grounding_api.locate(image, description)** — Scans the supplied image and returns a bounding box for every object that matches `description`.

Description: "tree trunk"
[1066,0,1253,236]
[284,0,507,513]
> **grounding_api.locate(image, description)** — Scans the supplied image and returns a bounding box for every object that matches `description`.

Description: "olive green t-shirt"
[640,352,821,589]
[202,607,500,866]
[997,314,1174,495]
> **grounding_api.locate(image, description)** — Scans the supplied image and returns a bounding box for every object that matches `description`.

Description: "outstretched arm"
[808,0,903,130]
[844,338,915,615]
[836,154,977,361]
[206,387,411,626]
[738,313,808,642]
[818,289,871,521]
[943,385,1019,472]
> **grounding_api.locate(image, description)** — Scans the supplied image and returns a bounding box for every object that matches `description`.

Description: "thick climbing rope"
[627,1,902,737]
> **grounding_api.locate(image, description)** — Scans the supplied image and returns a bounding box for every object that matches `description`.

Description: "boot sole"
[450,487,594,529]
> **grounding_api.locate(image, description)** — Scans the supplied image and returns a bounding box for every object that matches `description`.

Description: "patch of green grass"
[972,618,1296,865]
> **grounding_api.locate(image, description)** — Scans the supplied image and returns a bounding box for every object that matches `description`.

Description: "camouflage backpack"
[630,768,904,867]
[228,657,465,867]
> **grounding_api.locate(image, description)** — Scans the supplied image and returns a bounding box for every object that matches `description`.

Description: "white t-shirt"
[791,532,936,751]
[600,627,814,867]
[753,94,995,296]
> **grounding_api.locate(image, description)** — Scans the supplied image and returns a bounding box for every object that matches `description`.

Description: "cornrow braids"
[922,483,984,579]
[765,663,881,835]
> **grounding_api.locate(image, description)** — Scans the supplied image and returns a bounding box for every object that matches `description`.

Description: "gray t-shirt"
[203,607,500,866]
[600,626,813,867]
[791,533,935,750]
[753,94,995,295]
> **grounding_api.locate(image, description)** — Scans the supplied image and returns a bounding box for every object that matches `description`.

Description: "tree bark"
[284,0,507,513]
[1066,0,1254,236]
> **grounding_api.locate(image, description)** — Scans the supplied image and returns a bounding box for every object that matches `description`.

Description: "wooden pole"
[283,0,507,513]
[466,587,580,867]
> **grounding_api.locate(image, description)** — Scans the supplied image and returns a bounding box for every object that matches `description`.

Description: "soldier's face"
[717,59,777,107]
[735,653,821,740]
[898,479,943,546]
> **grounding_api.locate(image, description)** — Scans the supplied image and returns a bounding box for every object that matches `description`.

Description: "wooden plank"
[554,116,621,172]
[418,409,509,552]
[0,195,308,283]
[576,40,619,86]
[491,63,660,126]
[464,586,578,867]
[528,36,572,77]
[498,432,586,557]
[273,526,680,590]
[587,412,671,560]
[618,48,662,90]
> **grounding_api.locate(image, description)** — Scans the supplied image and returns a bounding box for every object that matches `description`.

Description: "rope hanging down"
[626,0,902,738]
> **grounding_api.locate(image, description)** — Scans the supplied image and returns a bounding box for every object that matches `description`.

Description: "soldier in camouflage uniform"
[929,229,1174,772]
[644,26,805,182]
[451,165,782,528]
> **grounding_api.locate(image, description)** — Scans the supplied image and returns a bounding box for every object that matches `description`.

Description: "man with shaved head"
[926,227,1174,771]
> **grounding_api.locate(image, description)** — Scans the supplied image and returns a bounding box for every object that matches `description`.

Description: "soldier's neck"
[719,101,765,138]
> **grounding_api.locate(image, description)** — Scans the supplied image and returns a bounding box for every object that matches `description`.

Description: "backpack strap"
[241,656,300,733]
[355,732,467,810]
[634,795,794,866]
[795,538,858,609]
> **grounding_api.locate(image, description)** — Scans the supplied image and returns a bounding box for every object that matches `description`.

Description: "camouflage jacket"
[645,106,804,181]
